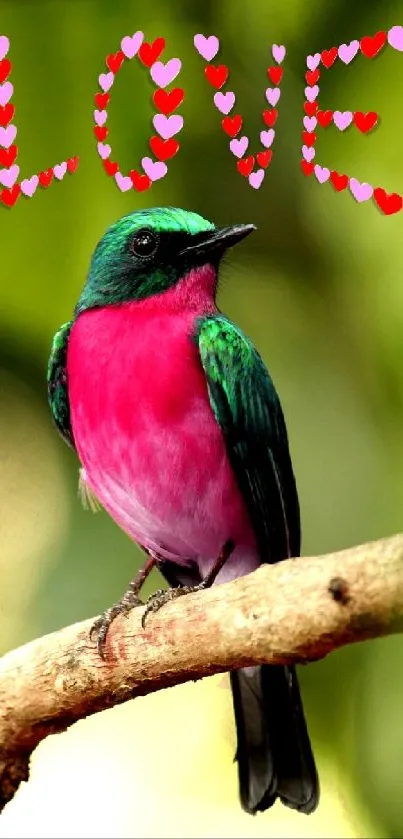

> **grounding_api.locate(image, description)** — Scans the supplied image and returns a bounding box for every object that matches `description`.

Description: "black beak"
[180,223,256,258]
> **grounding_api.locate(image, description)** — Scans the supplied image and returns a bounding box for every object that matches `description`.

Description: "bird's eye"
[130,229,158,258]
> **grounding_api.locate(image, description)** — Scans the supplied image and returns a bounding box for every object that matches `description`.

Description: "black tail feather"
[230,664,319,815]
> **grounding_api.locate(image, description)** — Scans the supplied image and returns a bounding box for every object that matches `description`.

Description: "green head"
[75,207,255,315]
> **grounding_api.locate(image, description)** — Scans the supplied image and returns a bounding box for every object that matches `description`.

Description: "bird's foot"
[90,592,143,659]
[141,582,205,629]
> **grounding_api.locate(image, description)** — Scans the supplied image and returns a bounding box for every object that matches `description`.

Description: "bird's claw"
[141,583,204,629]
[90,594,143,659]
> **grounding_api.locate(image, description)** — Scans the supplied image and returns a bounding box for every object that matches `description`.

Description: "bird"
[47,206,319,815]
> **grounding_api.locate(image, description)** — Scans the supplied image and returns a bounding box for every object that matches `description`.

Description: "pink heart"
[98,72,114,92]
[314,165,330,184]
[121,31,144,59]
[53,162,67,180]
[193,34,219,61]
[0,36,9,61]
[265,87,280,107]
[0,82,13,106]
[349,177,373,202]
[303,116,317,131]
[305,85,319,103]
[229,136,248,158]
[0,124,17,148]
[141,156,167,181]
[21,175,38,197]
[0,163,19,188]
[97,142,111,160]
[307,53,321,71]
[213,91,235,115]
[338,40,359,64]
[260,128,275,149]
[153,114,183,139]
[302,145,315,162]
[333,110,353,130]
[248,169,265,189]
[272,44,286,64]
[115,172,132,193]
[150,58,181,88]
[94,109,107,126]
[388,25,403,51]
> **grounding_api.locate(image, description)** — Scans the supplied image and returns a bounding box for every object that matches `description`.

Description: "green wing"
[197,314,300,562]
[47,320,75,449]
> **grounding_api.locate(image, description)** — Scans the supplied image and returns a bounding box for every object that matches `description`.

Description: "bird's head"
[75,207,255,315]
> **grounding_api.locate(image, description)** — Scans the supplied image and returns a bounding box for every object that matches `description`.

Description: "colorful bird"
[48,207,319,815]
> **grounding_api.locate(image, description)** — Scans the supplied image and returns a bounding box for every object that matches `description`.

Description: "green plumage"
[47,320,74,449]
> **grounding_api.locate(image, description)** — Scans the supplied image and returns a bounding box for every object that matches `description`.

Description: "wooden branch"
[1,533,403,813]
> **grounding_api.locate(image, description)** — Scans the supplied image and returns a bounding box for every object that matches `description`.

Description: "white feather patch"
[78,468,102,513]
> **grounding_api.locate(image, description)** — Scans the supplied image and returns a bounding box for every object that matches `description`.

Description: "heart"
[21,175,38,197]
[193,34,219,62]
[305,85,319,103]
[260,129,275,149]
[67,156,79,173]
[149,135,179,161]
[354,111,378,133]
[249,169,265,189]
[95,92,109,108]
[360,32,386,59]
[121,31,144,59]
[0,163,19,187]
[305,69,320,85]
[153,87,184,115]
[333,110,353,130]
[301,161,314,176]
[0,124,16,148]
[388,25,403,52]
[97,142,111,160]
[338,40,359,64]
[150,58,181,89]
[106,51,125,74]
[373,187,402,215]
[1,183,20,206]
[94,109,107,126]
[53,162,67,180]
[303,116,317,131]
[256,149,272,168]
[0,82,13,106]
[304,102,318,116]
[153,113,183,139]
[302,145,315,162]
[230,136,248,158]
[302,131,316,146]
[307,53,321,70]
[205,64,228,90]
[272,44,286,64]
[0,59,11,84]
[237,156,255,177]
[138,38,165,67]
[94,126,108,141]
[349,177,373,202]
[214,91,235,115]
[263,109,277,127]
[103,159,118,176]
[0,36,10,61]
[265,87,280,107]
[141,156,167,181]
[39,168,53,187]
[115,171,132,192]
[317,110,333,127]
[268,66,282,85]
[222,114,242,137]
[314,165,330,184]
[321,47,337,68]
[130,169,151,191]
[330,171,349,191]
[98,72,114,92]
[0,145,16,166]
[0,104,14,126]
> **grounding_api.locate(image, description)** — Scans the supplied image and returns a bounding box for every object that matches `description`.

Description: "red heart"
[0,59,11,83]
[149,135,179,161]
[262,109,277,127]
[94,126,108,140]
[237,156,255,177]
[0,145,17,166]
[317,110,333,128]
[95,92,110,109]
[304,101,318,116]
[305,69,320,85]
[256,150,272,168]
[0,104,14,127]
[321,47,337,68]
[222,114,242,137]
[205,64,229,90]
[153,87,184,115]
[373,188,402,216]
[353,111,378,133]
[268,66,282,85]
[106,51,125,74]
[138,38,165,67]
[67,156,79,173]
[39,168,53,187]
[301,161,314,176]
[330,171,349,191]
[302,131,316,146]
[360,31,386,59]
[130,170,151,192]
[1,184,20,207]
[103,159,118,176]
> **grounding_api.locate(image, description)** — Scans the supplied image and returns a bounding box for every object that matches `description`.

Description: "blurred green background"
[0,0,402,836]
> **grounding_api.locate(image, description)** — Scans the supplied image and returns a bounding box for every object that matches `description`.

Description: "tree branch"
[1,533,403,812]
